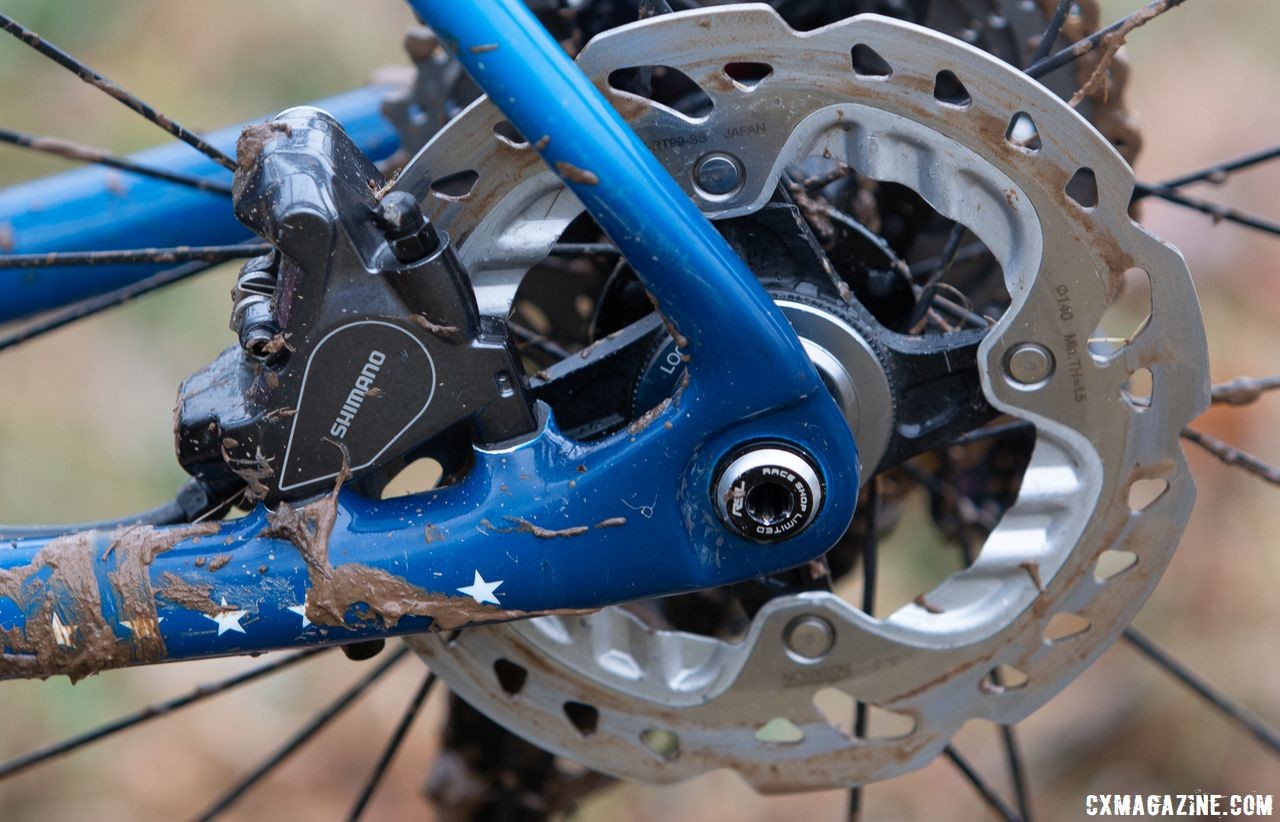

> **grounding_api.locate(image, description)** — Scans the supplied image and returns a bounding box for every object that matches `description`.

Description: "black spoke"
[510,320,573,360]
[638,0,675,17]
[1149,144,1280,192]
[784,190,990,330]
[902,462,1000,533]
[1211,374,1280,406]
[1026,0,1190,81]
[0,244,270,269]
[1027,0,1074,67]
[0,127,232,195]
[347,670,438,821]
[0,260,214,353]
[931,293,991,330]
[951,420,1036,447]
[944,745,1025,822]
[1133,182,1280,238]
[906,224,968,330]
[1181,426,1280,487]
[908,241,990,280]
[0,12,237,172]
[922,451,1029,822]
[0,648,328,781]
[859,479,879,623]
[797,159,853,193]
[548,242,620,256]
[798,192,871,236]
[631,0,675,100]
[1123,627,1280,756]
[999,725,1034,822]
[848,480,880,821]
[196,646,408,821]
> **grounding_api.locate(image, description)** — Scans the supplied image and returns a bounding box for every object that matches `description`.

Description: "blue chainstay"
[0,0,858,674]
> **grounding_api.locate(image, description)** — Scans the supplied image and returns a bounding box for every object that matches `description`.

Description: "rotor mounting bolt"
[713,444,824,542]
[784,615,835,661]
[692,152,744,197]
[1004,342,1055,387]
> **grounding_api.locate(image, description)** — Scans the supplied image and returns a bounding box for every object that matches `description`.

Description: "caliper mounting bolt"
[373,190,440,262]
[240,321,283,363]
[713,443,825,542]
[231,253,285,364]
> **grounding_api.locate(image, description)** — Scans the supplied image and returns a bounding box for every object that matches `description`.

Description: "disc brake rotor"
[404,6,1208,789]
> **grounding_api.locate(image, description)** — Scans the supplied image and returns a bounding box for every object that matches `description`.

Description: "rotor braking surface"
[406,6,1208,789]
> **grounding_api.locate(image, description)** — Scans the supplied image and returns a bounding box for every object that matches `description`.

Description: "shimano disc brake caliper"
[175,109,535,501]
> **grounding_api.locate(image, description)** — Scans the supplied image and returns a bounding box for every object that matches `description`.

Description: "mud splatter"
[14,134,112,167]
[1068,0,1172,108]
[484,517,589,539]
[913,593,944,614]
[554,161,599,186]
[646,291,689,350]
[207,554,233,573]
[412,313,462,341]
[0,533,108,682]
[156,573,221,617]
[103,171,127,196]
[220,443,275,501]
[235,121,293,174]
[108,524,220,664]
[264,476,537,630]
[259,333,293,356]
[628,397,672,436]
[1020,560,1045,592]
[0,523,217,681]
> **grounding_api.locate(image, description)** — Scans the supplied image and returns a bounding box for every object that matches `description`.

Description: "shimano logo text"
[329,350,386,438]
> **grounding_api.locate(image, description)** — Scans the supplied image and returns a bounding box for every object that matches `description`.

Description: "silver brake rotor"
[402,6,1208,789]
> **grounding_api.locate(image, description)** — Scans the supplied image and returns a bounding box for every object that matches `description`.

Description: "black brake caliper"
[175,108,535,502]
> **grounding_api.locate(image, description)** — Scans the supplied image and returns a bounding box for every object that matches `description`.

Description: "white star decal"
[51,613,74,646]
[457,570,503,606]
[288,598,312,628]
[119,616,164,634]
[205,598,247,636]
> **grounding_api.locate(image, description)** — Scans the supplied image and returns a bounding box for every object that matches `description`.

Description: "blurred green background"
[0,1,1277,819]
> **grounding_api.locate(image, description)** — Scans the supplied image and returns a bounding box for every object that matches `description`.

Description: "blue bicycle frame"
[0,0,858,678]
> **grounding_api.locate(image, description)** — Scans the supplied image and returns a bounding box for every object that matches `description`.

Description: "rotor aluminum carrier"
[402,6,1209,789]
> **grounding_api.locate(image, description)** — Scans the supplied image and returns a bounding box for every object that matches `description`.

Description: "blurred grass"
[0,1,1278,820]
